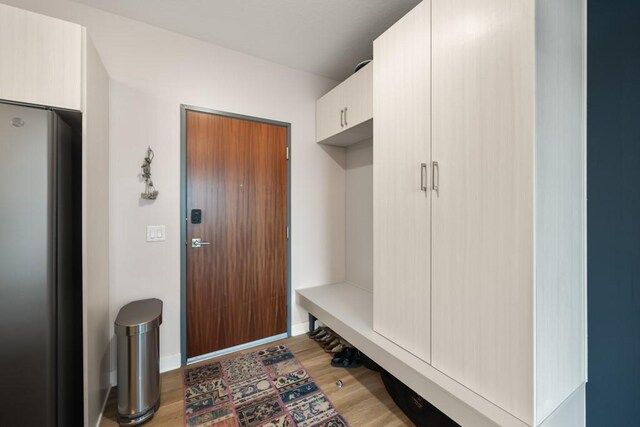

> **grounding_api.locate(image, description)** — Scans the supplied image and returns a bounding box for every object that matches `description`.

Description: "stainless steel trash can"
[115,298,163,426]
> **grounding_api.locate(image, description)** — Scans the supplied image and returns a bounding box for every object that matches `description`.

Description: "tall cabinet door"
[373,1,431,363]
[430,0,535,423]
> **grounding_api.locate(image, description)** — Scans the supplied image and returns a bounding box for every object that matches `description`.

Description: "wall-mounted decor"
[141,146,159,200]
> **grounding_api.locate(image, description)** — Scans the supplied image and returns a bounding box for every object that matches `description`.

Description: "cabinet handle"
[420,163,428,192]
[432,161,439,192]
[340,109,344,128]
[344,107,348,126]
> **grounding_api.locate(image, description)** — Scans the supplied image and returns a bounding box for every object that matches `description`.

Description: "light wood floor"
[100,334,412,426]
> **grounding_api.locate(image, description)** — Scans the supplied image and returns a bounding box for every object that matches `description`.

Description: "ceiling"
[71,0,422,81]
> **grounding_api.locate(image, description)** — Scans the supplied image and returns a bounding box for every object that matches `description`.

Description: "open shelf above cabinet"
[317,119,372,147]
[316,62,372,147]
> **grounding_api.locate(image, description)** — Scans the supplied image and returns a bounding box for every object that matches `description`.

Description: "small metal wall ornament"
[141,146,159,200]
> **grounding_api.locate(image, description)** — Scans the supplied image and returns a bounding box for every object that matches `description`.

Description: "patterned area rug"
[184,344,349,427]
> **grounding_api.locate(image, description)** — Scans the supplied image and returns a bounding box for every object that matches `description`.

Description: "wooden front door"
[186,110,288,358]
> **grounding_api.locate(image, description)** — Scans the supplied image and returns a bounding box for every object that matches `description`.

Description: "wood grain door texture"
[430,0,535,423]
[186,110,288,358]
[316,82,345,142]
[342,62,373,130]
[373,0,431,363]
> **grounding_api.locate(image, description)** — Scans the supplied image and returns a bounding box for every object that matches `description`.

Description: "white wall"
[3,0,344,383]
[345,139,373,291]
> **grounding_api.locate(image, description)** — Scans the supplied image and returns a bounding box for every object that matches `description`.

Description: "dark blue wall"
[587,0,640,424]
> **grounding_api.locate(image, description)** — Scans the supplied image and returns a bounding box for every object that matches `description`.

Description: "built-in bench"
[297,282,528,427]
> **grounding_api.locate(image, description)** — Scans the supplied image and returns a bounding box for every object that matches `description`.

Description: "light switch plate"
[146,225,166,242]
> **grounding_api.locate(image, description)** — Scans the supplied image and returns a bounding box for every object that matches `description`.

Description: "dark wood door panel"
[187,294,287,357]
[186,110,287,358]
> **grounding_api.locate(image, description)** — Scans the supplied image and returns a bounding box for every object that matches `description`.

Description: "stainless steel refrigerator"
[0,102,83,426]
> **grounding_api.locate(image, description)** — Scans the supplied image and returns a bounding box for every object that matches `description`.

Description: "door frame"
[180,104,292,365]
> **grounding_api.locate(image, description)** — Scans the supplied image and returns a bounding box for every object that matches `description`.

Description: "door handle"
[344,107,348,126]
[191,238,211,248]
[340,109,344,128]
[432,161,439,192]
[420,163,428,192]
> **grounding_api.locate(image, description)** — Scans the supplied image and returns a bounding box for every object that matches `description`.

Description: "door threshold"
[186,333,289,365]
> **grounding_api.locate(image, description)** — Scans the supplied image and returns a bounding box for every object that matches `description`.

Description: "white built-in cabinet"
[373,0,586,426]
[316,62,373,146]
[0,5,82,110]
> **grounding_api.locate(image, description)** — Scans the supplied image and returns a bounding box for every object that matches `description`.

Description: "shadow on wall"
[320,143,347,169]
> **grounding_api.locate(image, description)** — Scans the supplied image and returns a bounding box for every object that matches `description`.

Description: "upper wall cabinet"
[0,3,82,111]
[316,62,372,146]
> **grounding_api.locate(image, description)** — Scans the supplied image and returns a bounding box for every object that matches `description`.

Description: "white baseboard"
[110,370,116,388]
[291,322,309,336]
[109,352,182,387]
[160,352,182,373]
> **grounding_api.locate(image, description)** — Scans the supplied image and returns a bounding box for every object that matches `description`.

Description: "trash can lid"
[115,298,163,336]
